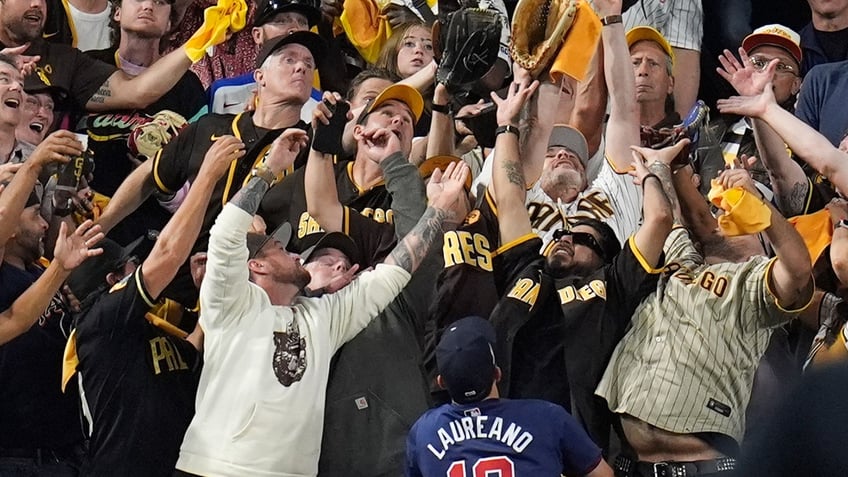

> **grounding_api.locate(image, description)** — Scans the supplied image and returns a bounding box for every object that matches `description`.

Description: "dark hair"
[108,0,177,53]
[0,54,17,71]
[345,67,399,101]
[572,218,621,263]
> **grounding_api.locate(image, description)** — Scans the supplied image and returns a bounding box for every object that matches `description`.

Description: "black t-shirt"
[491,236,661,446]
[75,267,200,477]
[815,28,848,64]
[152,111,310,255]
[43,0,75,47]
[11,39,115,116]
[0,261,84,449]
[260,159,396,254]
[80,47,206,245]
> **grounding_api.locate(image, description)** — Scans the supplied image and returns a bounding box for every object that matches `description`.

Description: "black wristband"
[495,124,520,140]
[432,103,451,115]
[641,173,660,187]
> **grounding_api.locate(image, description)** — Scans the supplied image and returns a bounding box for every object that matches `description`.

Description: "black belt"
[614,455,737,477]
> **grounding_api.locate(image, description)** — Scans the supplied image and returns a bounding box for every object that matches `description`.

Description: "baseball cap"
[65,235,147,299]
[436,316,498,404]
[246,222,293,259]
[255,30,327,69]
[356,84,424,126]
[254,0,320,27]
[24,74,69,104]
[300,231,362,267]
[548,124,589,167]
[626,26,675,66]
[742,24,802,66]
[419,155,472,189]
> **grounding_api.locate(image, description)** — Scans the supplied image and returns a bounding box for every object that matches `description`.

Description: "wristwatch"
[836,219,848,231]
[495,124,520,140]
[250,165,278,186]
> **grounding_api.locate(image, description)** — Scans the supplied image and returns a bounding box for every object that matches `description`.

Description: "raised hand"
[629,138,691,168]
[53,220,104,272]
[384,5,418,29]
[427,160,470,222]
[717,167,760,196]
[826,197,848,223]
[323,263,361,294]
[200,135,245,179]
[312,91,349,129]
[28,130,85,169]
[717,47,778,96]
[491,79,539,127]
[265,128,310,175]
[0,44,40,76]
[359,127,402,160]
[716,83,777,119]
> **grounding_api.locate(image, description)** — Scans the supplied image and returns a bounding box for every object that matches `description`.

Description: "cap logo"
[762,27,791,40]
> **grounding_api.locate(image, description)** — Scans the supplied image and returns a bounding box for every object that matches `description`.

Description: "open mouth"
[29,121,44,133]
[4,98,19,108]
[23,12,42,22]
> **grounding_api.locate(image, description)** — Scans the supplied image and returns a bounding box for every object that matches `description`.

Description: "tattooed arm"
[384,161,469,273]
[751,119,810,216]
[489,80,539,245]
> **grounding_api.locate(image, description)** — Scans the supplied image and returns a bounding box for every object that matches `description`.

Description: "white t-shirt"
[69,2,112,52]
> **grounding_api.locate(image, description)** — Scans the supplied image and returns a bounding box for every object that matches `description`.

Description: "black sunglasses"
[552,229,607,261]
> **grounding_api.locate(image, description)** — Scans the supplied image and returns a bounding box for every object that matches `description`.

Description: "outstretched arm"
[0,221,103,345]
[141,135,245,299]
[490,80,540,245]
[628,142,680,266]
[95,158,155,234]
[384,161,469,273]
[717,78,848,194]
[598,0,640,172]
[718,169,813,309]
[717,49,808,215]
[305,93,350,232]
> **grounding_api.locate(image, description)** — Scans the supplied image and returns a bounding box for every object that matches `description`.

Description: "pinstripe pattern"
[596,228,799,442]
[529,158,643,248]
[623,0,703,51]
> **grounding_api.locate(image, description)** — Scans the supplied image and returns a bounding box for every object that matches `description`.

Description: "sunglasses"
[552,229,607,261]
[748,55,798,76]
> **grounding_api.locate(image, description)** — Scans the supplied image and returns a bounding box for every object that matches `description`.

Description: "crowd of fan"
[1,0,847,475]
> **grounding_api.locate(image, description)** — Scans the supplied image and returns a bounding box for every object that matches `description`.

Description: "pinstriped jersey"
[597,228,810,443]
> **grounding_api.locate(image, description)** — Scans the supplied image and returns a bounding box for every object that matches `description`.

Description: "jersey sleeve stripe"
[762,257,814,313]
[134,267,157,308]
[603,153,633,175]
[627,236,665,274]
[151,148,173,194]
[495,232,538,255]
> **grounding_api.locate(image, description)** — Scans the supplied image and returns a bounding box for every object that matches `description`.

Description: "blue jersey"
[406,398,602,477]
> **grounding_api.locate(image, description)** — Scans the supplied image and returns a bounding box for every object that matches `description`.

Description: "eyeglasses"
[748,55,798,75]
[551,229,607,260]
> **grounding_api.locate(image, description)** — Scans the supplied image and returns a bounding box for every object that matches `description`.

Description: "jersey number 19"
[447,456,515,477]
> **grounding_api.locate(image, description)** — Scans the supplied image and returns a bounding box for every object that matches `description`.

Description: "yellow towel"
[549,0,601,83]
[340,0,392,64]
[707,180,772,236]
[184,0,248,63]
[788,209,834,265]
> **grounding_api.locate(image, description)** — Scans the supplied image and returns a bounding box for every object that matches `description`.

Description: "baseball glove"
[509,0,578,78]
[128,110,189,160]
[434,7,502,93]
[639,100,710,165]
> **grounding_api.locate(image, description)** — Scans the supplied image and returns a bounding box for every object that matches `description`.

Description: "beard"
[272,265,311,290]
[4,16,43,44]
[540,167,585,200]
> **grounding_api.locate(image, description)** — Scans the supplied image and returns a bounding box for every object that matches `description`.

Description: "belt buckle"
[653,462,685,477]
